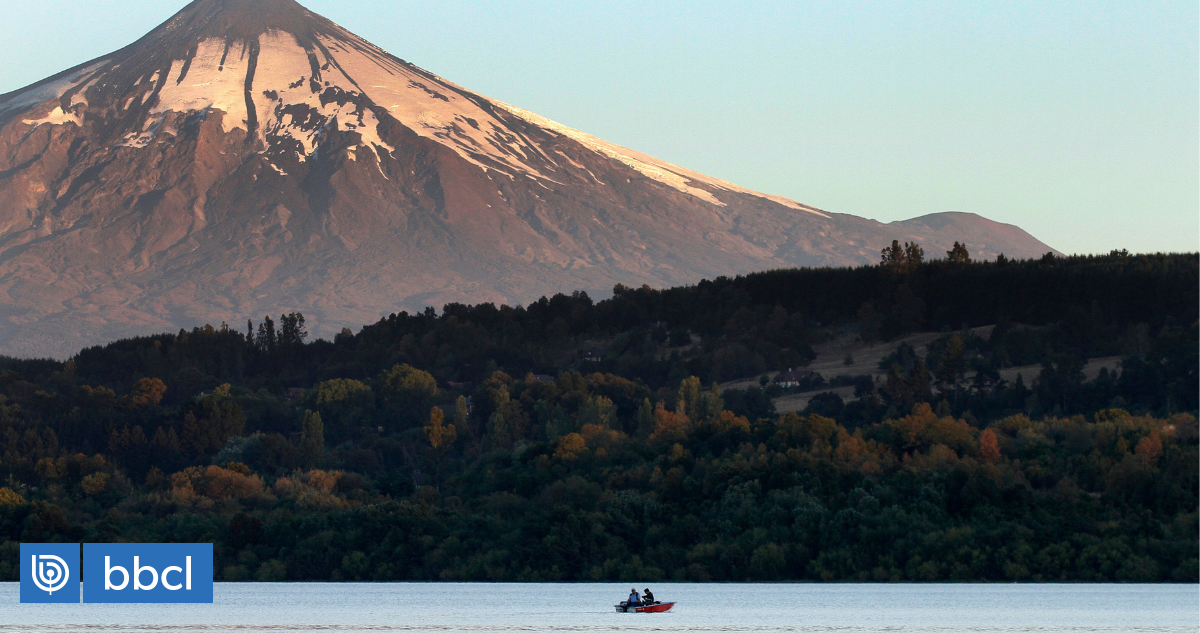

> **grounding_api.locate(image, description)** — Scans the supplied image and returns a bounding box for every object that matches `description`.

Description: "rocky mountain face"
[0,0,1057,358]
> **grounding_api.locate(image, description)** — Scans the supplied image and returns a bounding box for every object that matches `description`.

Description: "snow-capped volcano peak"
[0,0,1057,357]
[4,0,824,212]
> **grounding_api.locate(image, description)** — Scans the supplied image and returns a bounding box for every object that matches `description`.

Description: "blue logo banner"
[20,543,81,603]
[82,543,213,603]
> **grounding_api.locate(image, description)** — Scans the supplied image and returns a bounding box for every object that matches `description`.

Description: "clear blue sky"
[2,0,1196,254]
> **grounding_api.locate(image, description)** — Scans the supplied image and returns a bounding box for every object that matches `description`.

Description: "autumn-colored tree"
[1134,430,1162,466]
[453,395,469,429]
[554,432,587,461]
[882,403,975,455]
[699,383,724,422]
[424,407,457,490]
[577,395,617,430]
[306,378,373,435]
[125,377,167,408]
[35,458,60,480]
[171,464,265,501]
[675,376,722,423]
[705,410,750,435]
[0,487,25,506]
[979,428,1001,464]
[677,376,701,418]
[379,364,439,402]
[650,402,690,445]
[81,472,110,496]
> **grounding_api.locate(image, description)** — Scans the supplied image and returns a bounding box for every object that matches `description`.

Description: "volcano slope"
[0,0,1057,357]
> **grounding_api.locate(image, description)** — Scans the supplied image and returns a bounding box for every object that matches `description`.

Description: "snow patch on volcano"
[0,60,109,119]
[23,106,83,128]
[154,39,252,133]
[252,32,396,159]
[134,32,400,159]
[495,102,829,216]
[314,33,557,181]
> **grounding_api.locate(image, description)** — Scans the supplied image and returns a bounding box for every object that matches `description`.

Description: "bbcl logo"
[20,544,80,603]
[20,543,212,604]
[103,554,194,591]
[33,554,71,594]
[84,543,213,603]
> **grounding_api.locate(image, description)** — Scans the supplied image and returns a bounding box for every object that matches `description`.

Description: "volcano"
[0,0,1056,357]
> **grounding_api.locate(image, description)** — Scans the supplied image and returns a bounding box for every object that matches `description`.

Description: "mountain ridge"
[0,0,1057,358]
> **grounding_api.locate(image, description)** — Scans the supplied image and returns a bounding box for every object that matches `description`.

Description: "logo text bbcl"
[104,553,193,591]
[83,543,213,603]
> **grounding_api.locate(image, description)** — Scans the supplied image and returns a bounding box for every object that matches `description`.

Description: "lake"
[0,582,1196,632]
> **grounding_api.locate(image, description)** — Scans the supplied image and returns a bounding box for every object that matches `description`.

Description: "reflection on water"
[1,582,1195,633]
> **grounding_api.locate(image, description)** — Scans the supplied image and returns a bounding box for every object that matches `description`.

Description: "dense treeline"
[0,251,1195,582]
[61,251,1197,394]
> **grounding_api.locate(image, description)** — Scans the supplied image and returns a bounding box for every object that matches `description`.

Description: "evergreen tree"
[938,334,966,403]
[278,312,308,347]
[255,316,276,352]
[636,398,654,437]
[891,284,927,333]
[454,395,469,429]
[905,241,925,268]
[677,376,702,419]
[857,302,883,344]
[299,410,324,467]
[424,407,456,491]
[881,240,906,271]
[947,241,971,263]
[881,240,925,272]
[487,410,510,450]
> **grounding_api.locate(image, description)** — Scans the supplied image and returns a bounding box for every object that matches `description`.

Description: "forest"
[0,249,1195,582]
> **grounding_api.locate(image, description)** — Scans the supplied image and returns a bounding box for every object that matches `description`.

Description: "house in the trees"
[775,369,817,388]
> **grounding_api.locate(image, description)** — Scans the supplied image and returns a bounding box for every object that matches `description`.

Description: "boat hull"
[615,601,675,613]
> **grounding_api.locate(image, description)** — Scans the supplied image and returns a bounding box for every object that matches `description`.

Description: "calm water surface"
[0,583,1195,632]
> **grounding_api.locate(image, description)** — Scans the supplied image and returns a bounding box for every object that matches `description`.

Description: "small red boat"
[615,601,675,613]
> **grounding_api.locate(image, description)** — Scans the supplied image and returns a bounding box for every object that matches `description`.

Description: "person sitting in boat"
[628,589,641,606]
[642,588,655,604]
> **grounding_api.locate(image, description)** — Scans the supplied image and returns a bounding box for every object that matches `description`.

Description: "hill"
[0,252,1194,582]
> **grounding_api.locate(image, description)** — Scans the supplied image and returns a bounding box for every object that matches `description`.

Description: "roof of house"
[776,370,817,382]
